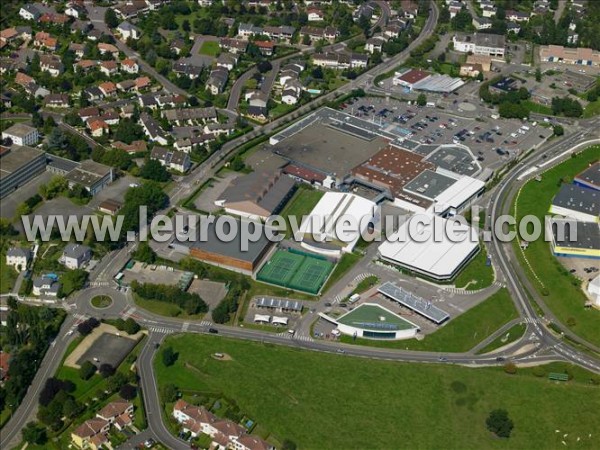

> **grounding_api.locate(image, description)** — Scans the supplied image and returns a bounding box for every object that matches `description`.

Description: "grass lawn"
[0,257,17,294]
[352,275,379,295]
[155,334,600,450]
[279,187,324,239]
[321,252,361,294]
[269,102,296,119]
[91,295,113,308]
[523,100,554,116]
[454,246,494,291]
[199,40,220,57]
[512,146,600,346]
[246,279,316,302]
[133,295,206,320]
[340,288,519,352]
[477,323,527,355]
[583,98,600,118]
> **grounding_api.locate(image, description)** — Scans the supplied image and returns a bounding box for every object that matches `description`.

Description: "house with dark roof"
[150,146,191,173]
[140,112,168,145]
[19,5,41,21]
[207,68,229,95]
[60,244,92,269]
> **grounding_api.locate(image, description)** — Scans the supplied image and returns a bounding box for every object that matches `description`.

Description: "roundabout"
[91,295,113,309]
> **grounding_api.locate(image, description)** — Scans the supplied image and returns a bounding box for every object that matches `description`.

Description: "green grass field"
[321,252,361,294]
[0,256,17,294]
[279,187,324,239]
[134,295,206,320]
[341,288,519,352]
[199,40,220,56]
[513,146,600,346]
[454,245,495,291]
[477,323,527,355]
[156,334,600,450]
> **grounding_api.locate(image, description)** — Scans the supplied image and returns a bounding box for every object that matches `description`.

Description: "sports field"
[257,249,334,294]
[337,303,415,331]
[156,334,600,450]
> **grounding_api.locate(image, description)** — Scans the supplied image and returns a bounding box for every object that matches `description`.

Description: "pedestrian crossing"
[89,281,111,287]
[353,272,375,283]
[121,306,136,319]
[181,322,189,332]
[148,326,175,334]
[199,320,212,327]
[278,331,313,342]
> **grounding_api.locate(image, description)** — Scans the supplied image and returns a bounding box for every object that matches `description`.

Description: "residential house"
[140,113,168,145]
[255,40,274,56]
[34,32,58,51]
[234,435,275,450]
[60,244,92,270]
[96,400,134,425]
[43,94,70,108]
[87,118,109,137]
[150,147,191,173]
[365,37,385,54]
[506,10,529,22]
[216,53,237,71]
[32,275,61,297]
[121,58,139,74]
[19,5,41,21]
[71,418,110,450]
[170,38,186,55]
[100,60,119,77]
[300,26,338,42]
[65,3,87,19]
[98,43,119,58]
[78,106,100,121]
[98,81,117,97]
[135,76,152,91]
[173,62,203,79]
[307,7,324,21]
[40,56,64,77]
[5,247,30,271]
[117,21,141,40]
[207,68,229,95]
[238,22,263,39]
[220,38,248,54]
[69,42,86,58]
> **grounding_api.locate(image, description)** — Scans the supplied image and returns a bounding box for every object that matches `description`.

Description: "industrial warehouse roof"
[378,215,479,280]
[403,169,458,200]
[433,175,485,211]
[299,192,376,252]
[378,282,450,324]
[186,219,273,263]
[412,74,466,93]
[550,218,600,252]
[575,162,600,191]
[552,184,599,218]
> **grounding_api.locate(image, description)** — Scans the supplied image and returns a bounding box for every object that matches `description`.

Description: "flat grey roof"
[220,171,295,214]
[551,219,600,251]
[378,281,450,324]
[0,145,45,179]
[403,169,458,200]
[2,122,36,138]
[575,162,599,189]
[425,145,479,176]
[255,297,302,311]
[47,155,80,173]
[552,184,599,217]
[183,218,273,263]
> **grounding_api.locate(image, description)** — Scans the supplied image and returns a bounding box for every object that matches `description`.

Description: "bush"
[119,384,137,400]
[79,361,97,380]
[486,409,514,438]
[503,362,517,375]
[162,346,178,367]
[99,363,115,378]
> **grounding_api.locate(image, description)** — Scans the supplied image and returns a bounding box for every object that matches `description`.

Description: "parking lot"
[187,279,228,312]
[243,296,306,330]
[340,95,552,171]
[121,261,193,287]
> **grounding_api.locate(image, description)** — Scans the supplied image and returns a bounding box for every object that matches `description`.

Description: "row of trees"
[0,300,66,422]
[130,281,209,315]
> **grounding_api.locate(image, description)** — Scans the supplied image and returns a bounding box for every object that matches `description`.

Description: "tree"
[77,321,93,336]
[59,269,88,298]
[486,409,514,438]
[229,156,245,172]
[99,363,116,378]
[282,439,297,450]
[302,33,311,45]
[162,346,178,367]
[311,66,323,79]
[124,318,141,335]
[140,159,171,181]
[257,60,272,73]
[133,242,156,263]
[553,124,564,136]
[79,361,97,380]
[416,93,427,106]
[106,372,128,393]
[104,8,119,28]
[119,384,137,400]
[22,422,47,445]
[503,362,517,374]
[47,128,67,151]
[161,383,178,402]
[535,67,542,82]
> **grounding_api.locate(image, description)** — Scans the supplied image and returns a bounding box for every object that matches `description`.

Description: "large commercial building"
[172,219,275,275]
[550,184,599,223]
[0,145,47,199]
[1,123,39,146]
[539,45,600,67]
[574,162,599,191]
[64,160,114,196]
[299,192,377,256]
[378,215,480,280]
[215,171,296,220]
[549,218,600,259]
[320,303,420,340]
[452,33,506,58]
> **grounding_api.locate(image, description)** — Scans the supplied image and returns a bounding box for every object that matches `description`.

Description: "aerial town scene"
[0,0,599,449]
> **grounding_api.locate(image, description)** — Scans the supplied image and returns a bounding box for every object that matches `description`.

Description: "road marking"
[122,307,136,319]
[182,322,189,332]
[149,326,174,334]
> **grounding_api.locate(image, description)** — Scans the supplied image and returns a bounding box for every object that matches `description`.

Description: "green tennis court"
[257,249,334,294]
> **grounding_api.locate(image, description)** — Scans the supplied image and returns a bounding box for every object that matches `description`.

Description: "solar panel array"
[378,281,450,324]
[352,321,399,331]
[256,297,303,312]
